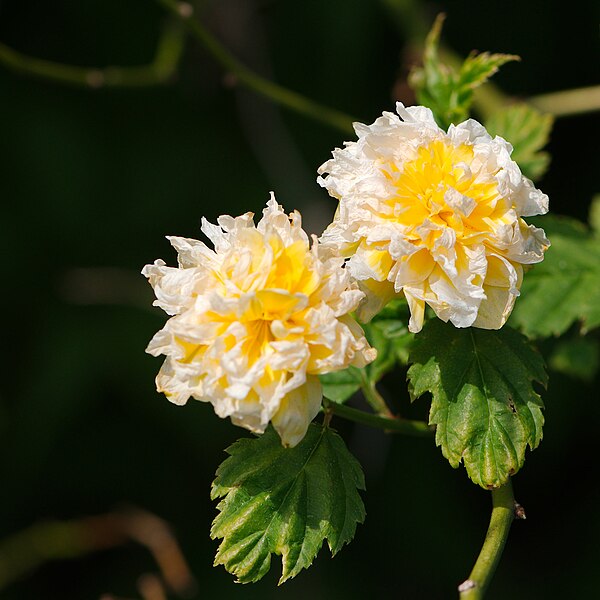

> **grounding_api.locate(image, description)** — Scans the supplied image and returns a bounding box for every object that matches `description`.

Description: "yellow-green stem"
[359,372,394,418]
[459,480,515,599]
[529,85,600,117]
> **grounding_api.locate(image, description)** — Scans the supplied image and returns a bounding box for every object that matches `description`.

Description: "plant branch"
[380,0,509,119]
[458,480,517,599]
[155,0,355,133]
[359,372,395,418]
[381,0,599,120]
[324,399,433,437]
[0,21,185,88]
[528,85,600,117]
[0,508,196,595]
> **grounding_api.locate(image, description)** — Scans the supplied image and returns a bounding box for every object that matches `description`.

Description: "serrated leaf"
[211,424,366,584]
[320,367,362,403]
[485,103,554,180]
[458,52,519,95]
[410,14,518,128]
[549,336,599,382]
[407,320,546,489]
[510,215,600,337]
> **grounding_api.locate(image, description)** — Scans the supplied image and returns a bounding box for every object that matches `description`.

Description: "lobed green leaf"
[509,215,600,337]
[485,103,554,180]
[408,320,546,489]
[210,424,366,584]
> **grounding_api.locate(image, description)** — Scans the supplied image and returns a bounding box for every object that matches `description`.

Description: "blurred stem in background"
[0,0,597,132]
[155,0,356,133]
[0,19,185,88]
[0,508,196,598]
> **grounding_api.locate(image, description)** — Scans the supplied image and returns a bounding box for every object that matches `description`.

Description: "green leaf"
[362,316,414,383]
[589,194,600,235]
[509,215,600,337]
[409,14,518,128]
[211,424,366,584]
[458,52,519,96]
[549,336,599,382]
[407,320,546,489]
[365,299,414,378]
[321,301,414,404]
[485,103,554,180]
[320,367,362,404]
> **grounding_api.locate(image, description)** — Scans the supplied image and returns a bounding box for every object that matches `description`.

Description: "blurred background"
[1,0,599,598]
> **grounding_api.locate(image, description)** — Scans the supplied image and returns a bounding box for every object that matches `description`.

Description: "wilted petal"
[271,375,323,448]
[143,195,375,446]
[318,104,550,331]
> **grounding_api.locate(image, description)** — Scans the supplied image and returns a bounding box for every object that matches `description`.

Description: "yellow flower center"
[382,140,513,247]
[174,232,324,371]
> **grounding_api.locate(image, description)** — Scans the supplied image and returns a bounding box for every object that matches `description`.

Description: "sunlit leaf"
[408,320,546,489]
[510,215,600,337]
[409,14,518,128]
[211,424,365,583]
[485,103,553,180]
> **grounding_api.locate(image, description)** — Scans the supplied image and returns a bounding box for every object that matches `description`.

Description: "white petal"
[271,376,322,448]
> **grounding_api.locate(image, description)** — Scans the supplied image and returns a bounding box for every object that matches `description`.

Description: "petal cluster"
[143,196,375,447]
[318,103,550,333]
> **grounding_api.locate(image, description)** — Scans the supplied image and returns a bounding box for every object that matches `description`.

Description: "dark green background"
[1,0,598,598]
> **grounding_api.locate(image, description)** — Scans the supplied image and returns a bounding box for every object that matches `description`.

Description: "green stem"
[459,480,515,599]
[359,373,395,418]
[528,85,600,117]
[0,22,185,88]
[324,399,433,437]
[156,0,355,133]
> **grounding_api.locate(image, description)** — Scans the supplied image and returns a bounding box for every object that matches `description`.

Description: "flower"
[143,195,375,447]
[318,103,550,333]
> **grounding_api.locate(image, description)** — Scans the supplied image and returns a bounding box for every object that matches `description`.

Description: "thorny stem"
[156,0,355,133]
[324,399,433,437]
[0,22,185,88]
[459,480,518,599]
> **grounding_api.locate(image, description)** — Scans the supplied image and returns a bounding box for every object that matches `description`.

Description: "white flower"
[318,103,550,333]
[143,195,375,447]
